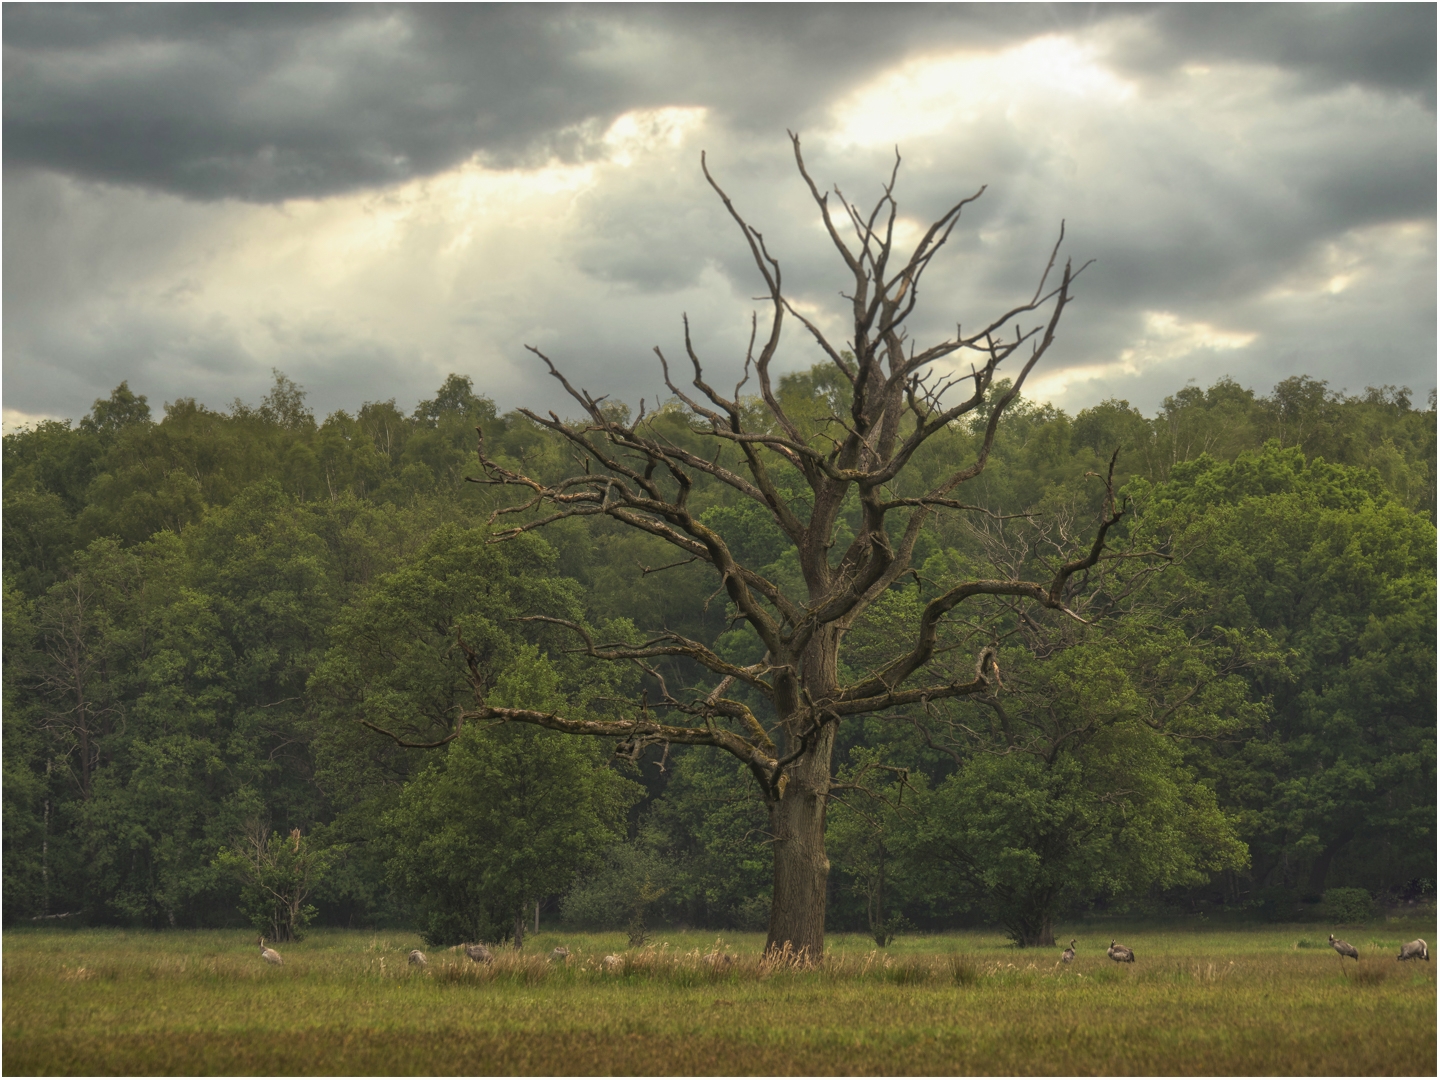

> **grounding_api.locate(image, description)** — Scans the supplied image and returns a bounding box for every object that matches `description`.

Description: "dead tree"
[381,135,1118,958]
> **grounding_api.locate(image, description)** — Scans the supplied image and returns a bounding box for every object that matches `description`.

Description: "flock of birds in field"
[1328,933,1430,963]
[1057,934,1430,966]
[1055,938,1135,963]
[255,933,1430,969]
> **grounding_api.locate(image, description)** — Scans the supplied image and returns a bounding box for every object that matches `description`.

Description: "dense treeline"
[3,369,1434,937]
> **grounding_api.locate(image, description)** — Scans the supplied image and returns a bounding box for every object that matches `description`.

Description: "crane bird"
[1107,939,1135,963]
[1397,939,1429,962]
[1061,939,1076,964]
[1328,934,1359,961]
[258,937,284,966]
[464,942,493,964]
[548,946,570,963]
[408,949,428,967]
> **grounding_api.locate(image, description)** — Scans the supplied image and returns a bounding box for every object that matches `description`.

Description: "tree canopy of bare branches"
[387,134,1121,957]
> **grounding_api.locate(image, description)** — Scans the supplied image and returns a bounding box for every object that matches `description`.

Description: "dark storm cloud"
[7,3,1433,203]
[4,3,626,200]
[1107,3,1437,106]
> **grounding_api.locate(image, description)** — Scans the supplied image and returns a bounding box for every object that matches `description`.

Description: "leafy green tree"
[308,522,608,797]
[383,649,641,947]
[889,611,1254,946]
[1138,442,1437,897]
[214,822,343,940]
[909,727,1246,946]
[2,580,56,919]
[632,749,774,931]
[79,380,153,436]
[309,519,644,942]
[826,747,919,945]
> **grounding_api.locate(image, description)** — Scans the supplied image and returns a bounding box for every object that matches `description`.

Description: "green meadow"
[4,921,1434,1076]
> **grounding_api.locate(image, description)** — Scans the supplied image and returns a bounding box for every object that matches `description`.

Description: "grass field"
[4,920,1435,1075]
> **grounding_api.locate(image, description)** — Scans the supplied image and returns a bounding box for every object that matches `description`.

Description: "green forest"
[4,367,1434,945]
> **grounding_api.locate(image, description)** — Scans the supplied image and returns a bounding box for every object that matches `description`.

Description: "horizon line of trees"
[4,367,1433,940]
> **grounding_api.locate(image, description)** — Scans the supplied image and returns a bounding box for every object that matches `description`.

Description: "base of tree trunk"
[764,729,835,962]
[1011,915,1056,948]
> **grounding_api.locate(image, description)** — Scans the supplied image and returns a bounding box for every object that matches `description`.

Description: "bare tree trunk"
[765,723,836,959]
[1006,911,1057,948]
[1021,917,1056,948]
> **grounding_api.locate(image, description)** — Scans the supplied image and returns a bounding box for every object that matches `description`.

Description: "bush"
[561,844,675,931]
[1324,887,1373,924]
[213,824,343,942]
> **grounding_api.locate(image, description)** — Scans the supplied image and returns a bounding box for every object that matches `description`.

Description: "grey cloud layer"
[6,3,1433,202]
[3,4,1434,426]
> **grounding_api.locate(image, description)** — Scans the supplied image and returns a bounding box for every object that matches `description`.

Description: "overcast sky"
[4,3,1435,430]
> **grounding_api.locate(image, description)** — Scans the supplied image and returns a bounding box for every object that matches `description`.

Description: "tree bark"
[1018,916,1056,948]
[1004,894,1057,947]
[765,721,836,959]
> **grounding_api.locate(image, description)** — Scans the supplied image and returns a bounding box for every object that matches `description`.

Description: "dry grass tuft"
[949,953,981,986]
[879,955,932,985]
[1347,963,1390,987]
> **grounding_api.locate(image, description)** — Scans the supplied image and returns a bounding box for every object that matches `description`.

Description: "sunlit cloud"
[602,107,708,166]
[2,406,60,433]
[6,106,731,416]
[1263,220,1435,302]
[1024,311,1257,406]
[827,35,1135,150]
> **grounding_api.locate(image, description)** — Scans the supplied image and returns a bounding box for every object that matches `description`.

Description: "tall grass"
[4,922,1434,1075]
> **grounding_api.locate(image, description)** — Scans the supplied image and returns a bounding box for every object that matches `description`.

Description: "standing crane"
[258,937,284,966]
[1328,934,1359,961]
[1061,939,1076,963]
[1106,939,1135,963]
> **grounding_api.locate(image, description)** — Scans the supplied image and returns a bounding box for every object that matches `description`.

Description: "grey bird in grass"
[1106,939,1135,963]
[549,946,570,963]
[1328,934,1359,961]
[1397,939,1428,961]
[408,949,428,967]
[464,942,493,964]
[1061,939,1076,963]
[258,937,284,965]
